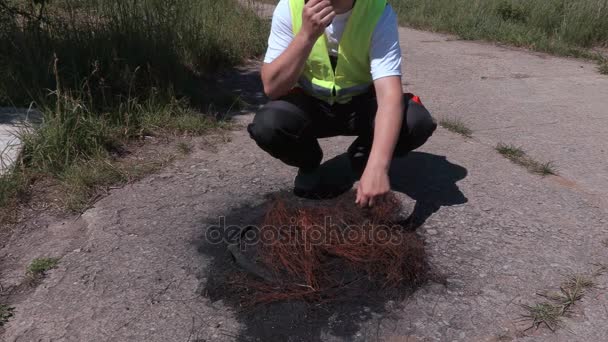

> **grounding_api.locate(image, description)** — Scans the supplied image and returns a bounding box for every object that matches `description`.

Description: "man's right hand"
[301,0,336,41]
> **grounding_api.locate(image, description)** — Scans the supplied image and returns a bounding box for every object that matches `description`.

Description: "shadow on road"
[390,152,468,229]
[321,151,468,229]
[210,63,267,116]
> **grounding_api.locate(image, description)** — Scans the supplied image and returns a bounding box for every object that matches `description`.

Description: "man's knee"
[406,99,437,139]
[393,98,437,156]
[248,107,281,148]
[247,100,308,150]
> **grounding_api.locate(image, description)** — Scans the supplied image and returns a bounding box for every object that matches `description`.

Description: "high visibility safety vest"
[289,0,386,104]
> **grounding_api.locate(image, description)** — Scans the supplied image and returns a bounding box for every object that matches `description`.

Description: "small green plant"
[522,302,563,331]
[496,143,556,176]
[0,304,14,326]
[537,162,557,176]
[439,117,473,138]
[0,167,27,207]
[177,142,193,155]
[522,271,597,332]
[27,257,59,278]
[599,59,608,75]
[496,143,525,159]
[60,159,127,212]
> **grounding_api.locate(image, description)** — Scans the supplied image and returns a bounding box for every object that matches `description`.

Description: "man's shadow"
[320,151,468,228]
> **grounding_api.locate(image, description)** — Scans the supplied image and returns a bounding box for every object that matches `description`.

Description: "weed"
[496,143,556,176]
[599,59,608,75]
[27,257,59,278]
[0,167,27,208]
[496,143,525,159]
[522,302,563,331]
[60,159,127,212]
[536,162,557,176]
[439,117,473,138]
[522,271,597,332]
[140,99,224,136]
[177,142,193,155]
[0,304,14,326]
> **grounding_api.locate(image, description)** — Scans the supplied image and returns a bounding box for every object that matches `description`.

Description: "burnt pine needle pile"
[228,192,428,305]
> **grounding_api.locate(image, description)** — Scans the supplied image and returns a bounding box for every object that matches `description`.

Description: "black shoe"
[293,167,353,200]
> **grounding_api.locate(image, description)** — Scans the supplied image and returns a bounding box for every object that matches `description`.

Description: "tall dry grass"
[0,0,268,107]
[0,0,269,210]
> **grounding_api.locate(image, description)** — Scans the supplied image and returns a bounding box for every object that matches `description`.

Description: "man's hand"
[301,0,336,41]
[356,165,391,207]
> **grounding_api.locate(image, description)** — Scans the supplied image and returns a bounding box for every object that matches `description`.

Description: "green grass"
[0,0,269,107]
[0,0,269,213]
[496,143,557,176]
[522,272,597,332]
[0,167,27,207]
[438,117,473,138]
[392,0,608,64]
[27,257,59,278]
[599,59,608,75]
[522,302,563,332]
[0,304,14,326]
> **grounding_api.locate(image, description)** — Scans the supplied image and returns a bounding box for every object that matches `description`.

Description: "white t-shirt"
[264,0,402,81]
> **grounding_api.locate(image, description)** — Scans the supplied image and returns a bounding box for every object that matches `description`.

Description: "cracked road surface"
[1,5,608,341]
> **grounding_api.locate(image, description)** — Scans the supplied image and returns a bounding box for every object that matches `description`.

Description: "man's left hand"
[356,166,390,207]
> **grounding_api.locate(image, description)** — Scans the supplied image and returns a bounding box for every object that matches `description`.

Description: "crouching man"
[248,0,436,207]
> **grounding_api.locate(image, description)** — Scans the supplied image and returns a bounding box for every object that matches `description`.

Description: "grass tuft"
[27,257,59,278]
[0,304,14,326]
[521,302,563,331]
[496,143,556,176]
[522,271,597,332]
[599,59,608,75]
[177,142,193,155]
[0,168,28,208]
[60,159,127,212]
[439,117,473,138]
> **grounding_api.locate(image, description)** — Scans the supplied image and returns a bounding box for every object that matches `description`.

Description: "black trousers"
[247,90,437,170]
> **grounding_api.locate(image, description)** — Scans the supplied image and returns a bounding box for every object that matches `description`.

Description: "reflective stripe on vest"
[289,0,386,104]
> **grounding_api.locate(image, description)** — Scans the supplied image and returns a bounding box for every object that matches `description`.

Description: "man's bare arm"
[356,75,404,206]
[368,76,404,171]
[261,0,335,99]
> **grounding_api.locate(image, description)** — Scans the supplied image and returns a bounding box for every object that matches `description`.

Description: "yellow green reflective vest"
[289,0,387,104]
